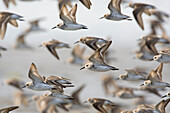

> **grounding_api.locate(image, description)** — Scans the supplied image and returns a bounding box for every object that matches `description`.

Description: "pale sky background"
[0,1,170,112]
[0,0,170,49]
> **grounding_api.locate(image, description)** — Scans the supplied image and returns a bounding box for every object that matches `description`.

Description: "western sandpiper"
[85,98,117,113]
[74,37,108,51]
[52,4,87,30]
[100,0,132,21]
[40,39,70,60]
[80,41,119,72]
[22,63,57,91]
[26,18,45,33]
[101,75,116,94]
[0,12,24,39]
[129,3,156,30]
[141,63,170,88]
[118,69,147,81]
[71,84,85,105]
[152,50,170,63]
[13,32,31,49]
[146,9,169,22]
[43,75,74,89]
[68,45,86,65]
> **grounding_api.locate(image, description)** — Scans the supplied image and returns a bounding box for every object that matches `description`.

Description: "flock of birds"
[0,0,170,113]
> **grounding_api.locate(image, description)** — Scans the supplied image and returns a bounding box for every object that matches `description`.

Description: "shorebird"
[0,45,7,57]
[118,69,147,81]
[68,45,86,65]
[13,91,30,106]
[101,75,117,94]
[6,78,25,91]
[74,37,108,51]
[135,35,167,61]
[71,84,85,105]
[152,50,170,63]
[133,98,170,113]
[146,9,169,22]
[0,106,19,113]
[162,92,170,98]
[26,18,45,33]
[52,4,87,30]
[43,75,74,89]
[3,0,16,8]
[128,3,156,30]
[139,86,162,97]
[13,32,31,49]
[113,87,141,99]
[37,96,72,113]
[149,20,167,37]
[100,0,132,21]
[80,41,119,72]
[85,98,117,113]
[141,63,170,88]
[22,63,57,91]
[58,0,92,10]
[0,12,24,39]
[141,35,169,54]
[40,39,70,60]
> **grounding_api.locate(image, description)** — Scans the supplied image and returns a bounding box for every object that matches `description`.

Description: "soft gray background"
[0,0,170,113]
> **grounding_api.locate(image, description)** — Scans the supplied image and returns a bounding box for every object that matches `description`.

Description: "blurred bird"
[26,18,45,33]
[80,41,119,72]
[74,37,108,51]
[100,0,132,21]
[13,32,31,49]
[118,69,147,81]
[85,98,117,113]
[71,84,85,105]
[0,12,24,39]
[6,78,25,91]
[68,45,86,65]
[129,3,156,30]
[40,39,70,60]
[52,4,87,30]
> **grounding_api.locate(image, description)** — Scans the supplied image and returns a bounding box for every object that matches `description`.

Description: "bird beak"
[74,41,79,44]
[149,58,153,61]
[99,16,104,19]
[162,95,167,98]
[21,85,26,88]
[140,84,144,86]
[51,26,57,29]
[80,66,85,70]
